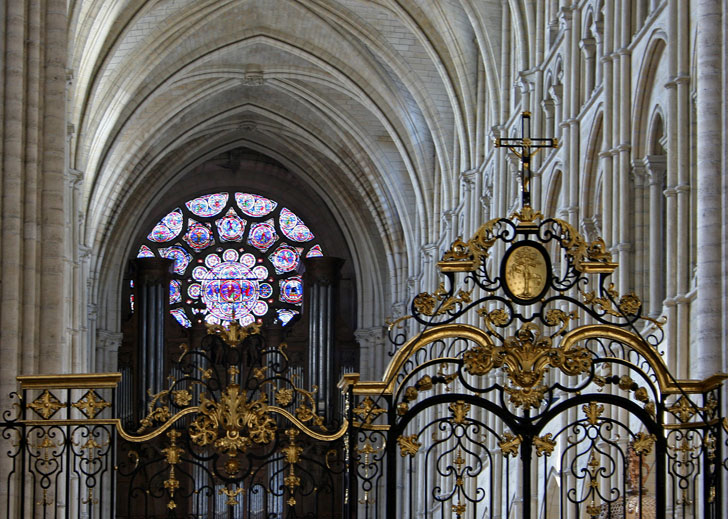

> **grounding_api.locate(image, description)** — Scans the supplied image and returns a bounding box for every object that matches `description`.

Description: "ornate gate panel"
[115,324,348,518]
[343,203,727,519]
[0,325,349,518]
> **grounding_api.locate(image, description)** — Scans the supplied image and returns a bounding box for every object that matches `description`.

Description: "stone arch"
[581,110,604,240]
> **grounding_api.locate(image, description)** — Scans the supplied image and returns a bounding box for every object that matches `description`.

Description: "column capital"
[96,329,123,353]
[420,243,439,262]
[303,256,344,286]
[643,155,667,185]
[578,37,596,58]
[460,169,479,189]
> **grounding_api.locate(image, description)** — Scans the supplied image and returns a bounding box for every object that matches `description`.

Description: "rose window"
[135,192,323,328]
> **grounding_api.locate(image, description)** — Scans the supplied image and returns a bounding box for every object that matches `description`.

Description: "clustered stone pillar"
[133,258,173,406]
[304,256,344,420]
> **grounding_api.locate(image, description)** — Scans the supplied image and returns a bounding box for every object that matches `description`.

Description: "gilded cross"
[495,111,558,208]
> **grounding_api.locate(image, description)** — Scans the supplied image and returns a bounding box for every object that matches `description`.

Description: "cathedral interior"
[1,1,728,517]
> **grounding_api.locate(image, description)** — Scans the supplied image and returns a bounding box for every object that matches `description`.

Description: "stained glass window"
[148,209,183,242]
[136,191,322,328]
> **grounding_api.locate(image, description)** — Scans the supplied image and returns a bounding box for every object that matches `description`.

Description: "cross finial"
[495,112,558,209]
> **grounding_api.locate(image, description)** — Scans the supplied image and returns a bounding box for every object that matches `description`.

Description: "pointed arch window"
[135,192,324,328]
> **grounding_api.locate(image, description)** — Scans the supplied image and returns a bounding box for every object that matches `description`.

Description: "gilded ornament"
[586,501,602,517]
[543,309,578,334]
[465,218,500,264]
[353,396,385,425]
[448,400,470,424]
[206,321,261,347]
[452,502,467,516]
[465,323,591,409]
[644,401,655,418]
[498,432,522,457]
[415,375,434,391]
[618,375,636,391]
[72,390,112,419]
[28,390,65,420]
[172,389,192,407]
[633,432,656,455]
[275,388,294,407]
[510,205,544,224]
[413,283,473,317]
[668,396,697,423]
[404,386,418,402]
[583,401,604,425]
[413,292,437,316]
[295,404,315,423]
[188,384,276,456]
[282,429,303,464]
[534,433,556,457]
[504,244,548,300]
[618,293,641,316]
[439,237,477,272]
[397,434,421,457]
[224,458,240,475]
[219,486,244,507]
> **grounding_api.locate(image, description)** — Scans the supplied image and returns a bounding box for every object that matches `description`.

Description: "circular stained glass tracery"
[135,192,323,328]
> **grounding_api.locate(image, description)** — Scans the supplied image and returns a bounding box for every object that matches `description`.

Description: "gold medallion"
[504,244,548,301]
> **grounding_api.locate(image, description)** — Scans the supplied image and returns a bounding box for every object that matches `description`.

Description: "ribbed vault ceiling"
[68,0,503,324]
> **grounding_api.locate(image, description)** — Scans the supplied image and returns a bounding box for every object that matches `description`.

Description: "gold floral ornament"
[550,219,617,274]
[281,428,304,506]
[28,390,65,419]
[581,283,643,319]
[188,383,276,457]
[463,217,501,265]
[353,396,386,426]
[449,400,470,424]
[632,432,657,455]
[463,323,592,409]
[275,388,294,406]
[206,321,261,347]
[219,486,244,507]
[397,434,421,457]
[583,401,604,425]
[667,396,698,423]
[72,390,112,419]
[510,205,544,225]
[413,282,473,317]
[498,432,522,457]
[162,430,183,510]
[438,236,477,272]
[534,433,556,457]
[172,389,192,407]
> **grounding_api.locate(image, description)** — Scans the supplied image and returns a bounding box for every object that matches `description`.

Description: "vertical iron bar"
[521,436,531,519]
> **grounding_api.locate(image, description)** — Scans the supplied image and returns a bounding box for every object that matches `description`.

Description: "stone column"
[644,156,667,318]
[354,327,386,380]
[304,256,344,418]
[579,37,596,96]
[96,330,123,373]
[693,0,723,378]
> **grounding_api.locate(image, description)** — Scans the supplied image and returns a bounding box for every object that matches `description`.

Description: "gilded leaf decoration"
[534,433,556,457]
[583,401,604,425]
[463,323,592,409]
[72,390,111,419]
[397,434,421,457]
[28,390,65,420]
[498,432,522,457]
[448,400,471,424]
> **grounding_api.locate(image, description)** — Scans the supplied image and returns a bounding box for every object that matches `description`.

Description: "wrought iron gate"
[342,205,728,519]
[1,114,728,518]
[0,324,348,518]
